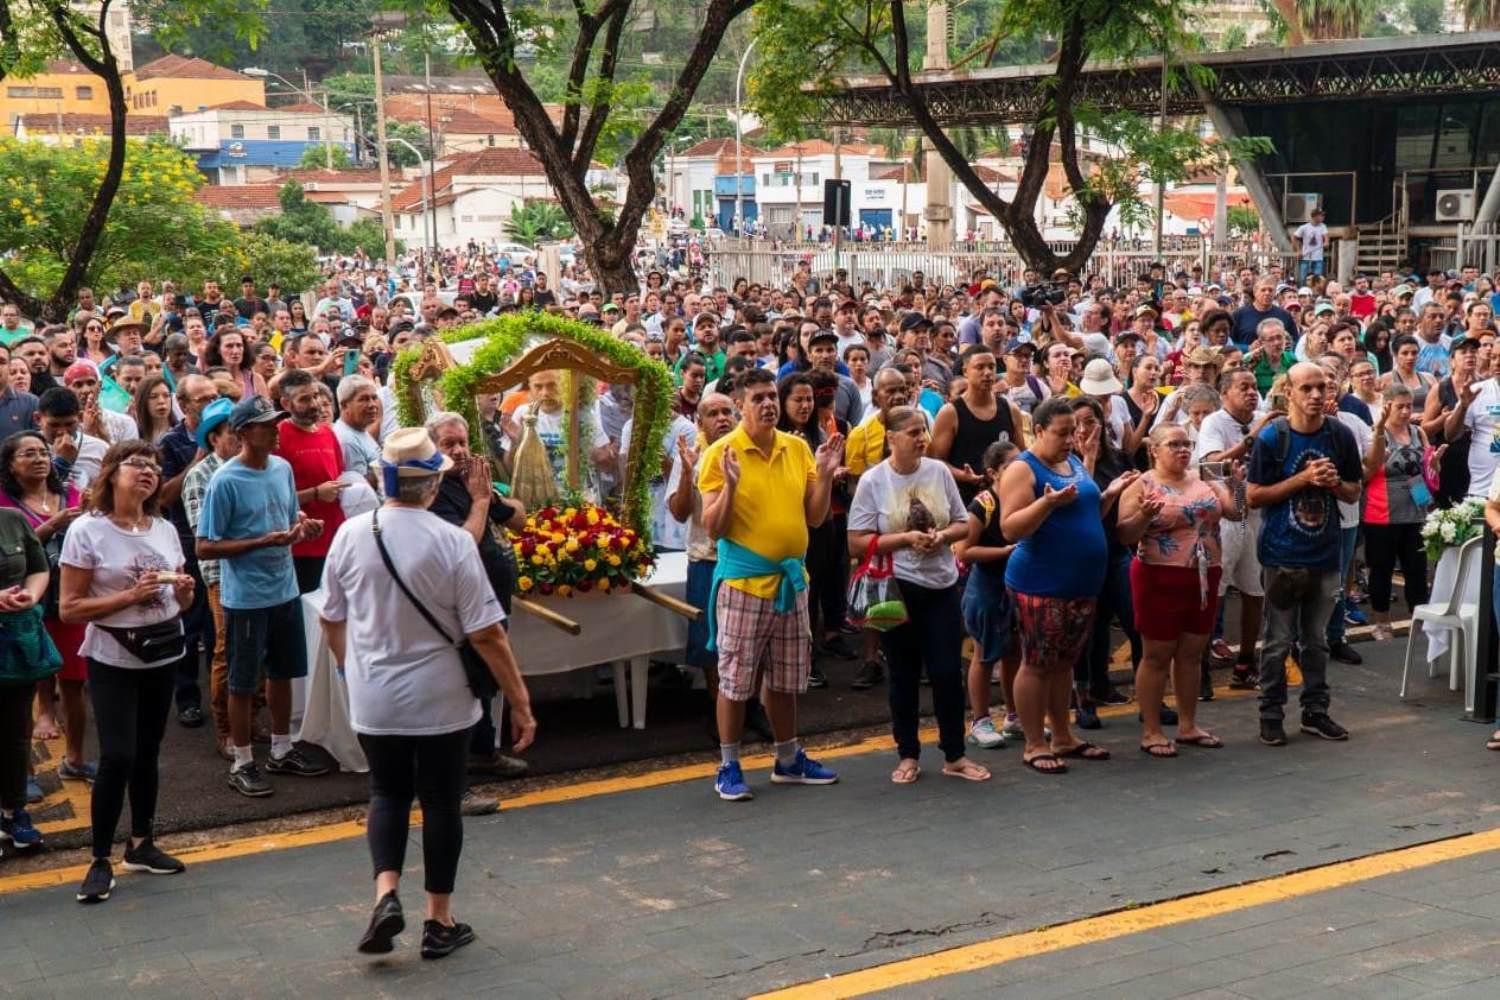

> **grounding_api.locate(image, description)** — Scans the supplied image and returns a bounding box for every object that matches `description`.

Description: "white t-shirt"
[59,514,185,669]
[848,457,967,590]
[320,506,505,736]
[1294,222,1328,261]
[63,432,109,492]
[623,413,694,552]
[101,409,138,445]
[1193,408,1253,465]
[1335,411,1371,528]
[1463,378,1500,498]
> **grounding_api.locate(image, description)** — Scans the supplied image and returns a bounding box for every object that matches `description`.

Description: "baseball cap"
[1134,304,1158,319]
[807,329,839,348]
[899,312,932,332]
[228,395,287,430]
[195,397,234,451]
[1313,302,1335,316]
[1002,338,1035,356]
[1451,336,1479,354]
[62,361,99,385]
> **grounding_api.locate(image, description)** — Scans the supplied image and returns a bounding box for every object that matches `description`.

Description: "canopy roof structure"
[816,32,1500,128]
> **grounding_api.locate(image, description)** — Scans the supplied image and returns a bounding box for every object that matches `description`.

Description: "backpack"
[1269,415,1358,477]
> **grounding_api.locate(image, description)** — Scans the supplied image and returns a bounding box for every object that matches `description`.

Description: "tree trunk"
[1270,0,1306,45]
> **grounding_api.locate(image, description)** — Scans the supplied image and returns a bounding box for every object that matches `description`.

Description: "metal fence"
[706,237,1297,293]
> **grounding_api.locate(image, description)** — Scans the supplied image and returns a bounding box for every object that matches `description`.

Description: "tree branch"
[572,0,630,172]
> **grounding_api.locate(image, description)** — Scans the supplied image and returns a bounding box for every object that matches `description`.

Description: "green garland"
[391,311,675,546]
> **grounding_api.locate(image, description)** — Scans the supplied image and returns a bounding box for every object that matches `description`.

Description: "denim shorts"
[961,568,1015,665]
[226,598,308,695]
[683,558,717,670]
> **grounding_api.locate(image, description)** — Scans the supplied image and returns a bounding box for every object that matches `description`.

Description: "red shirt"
[276,421,345,557]
[1349,291,1377,320]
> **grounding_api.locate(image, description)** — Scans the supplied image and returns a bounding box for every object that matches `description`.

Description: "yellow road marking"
[31,733,91,836]
[751,827,1500,1000]
[0,689,1253,897]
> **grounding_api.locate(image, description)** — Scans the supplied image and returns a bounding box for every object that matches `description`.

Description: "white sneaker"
[1000,714,1024,739]
[967,716,1006,749]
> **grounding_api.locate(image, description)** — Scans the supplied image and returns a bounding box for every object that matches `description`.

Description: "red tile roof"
[273,101,333,115]
[18,113,170,136]
[195,184,284,210]
[759,139,881,159]
[207,100,269,112]
[430,108,519,135]
[133,55,253,82]
[289,168,387,186]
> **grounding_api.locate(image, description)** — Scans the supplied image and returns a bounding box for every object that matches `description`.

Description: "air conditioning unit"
[1284,193,1320,224]
[1436,189,1476,222]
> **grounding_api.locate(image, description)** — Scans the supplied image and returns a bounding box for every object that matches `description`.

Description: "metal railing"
[707,238,1298,292]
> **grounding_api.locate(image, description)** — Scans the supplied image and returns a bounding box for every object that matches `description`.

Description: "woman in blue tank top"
[1000,396,1137,775]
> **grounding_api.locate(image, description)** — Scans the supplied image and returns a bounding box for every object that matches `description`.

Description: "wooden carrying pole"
[631,583,704,622]
[514,597,583,635]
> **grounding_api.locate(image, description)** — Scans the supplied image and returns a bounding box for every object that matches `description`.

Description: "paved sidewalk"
[1,640,1498,999]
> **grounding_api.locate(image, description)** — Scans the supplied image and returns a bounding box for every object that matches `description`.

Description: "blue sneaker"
[25,776,43,803]
[1,809,43,850]
[1344,607,1368,626]
[714,761,753,801]
[59,759,98,783]
[771,750,838,785]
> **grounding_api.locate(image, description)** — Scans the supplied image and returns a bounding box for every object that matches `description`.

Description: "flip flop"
[942,759,992,782]
[890,760,921,784]
[1177,733,1224,749]
[1139,741,1178,758]
[1022,753,1068,775]
[1055,741,1111,761]
[1487,734,1500,752]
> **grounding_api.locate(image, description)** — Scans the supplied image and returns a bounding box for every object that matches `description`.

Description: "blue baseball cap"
[228,394,287,431]
[195,397,234,451]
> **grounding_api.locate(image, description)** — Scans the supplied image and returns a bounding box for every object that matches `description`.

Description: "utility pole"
[1153,44,1169,261]
[371,23,396,265]
[304,67,332,169]
[923,1,952,247]
[424,50,438,275]
[833,126,843,270]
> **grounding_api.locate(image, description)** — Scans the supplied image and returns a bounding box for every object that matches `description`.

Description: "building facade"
[171,102,357,183]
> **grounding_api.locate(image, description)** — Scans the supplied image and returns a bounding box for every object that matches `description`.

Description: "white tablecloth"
[1425,545,1478,664]
[293,551,692,764]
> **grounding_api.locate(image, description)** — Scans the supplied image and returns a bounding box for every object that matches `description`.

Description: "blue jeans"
[1298,259,1326,284]
[1326,527,1359,645]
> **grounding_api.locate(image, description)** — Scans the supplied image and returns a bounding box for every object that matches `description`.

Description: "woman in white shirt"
[60,441,196,904]
[848,407,991,785]
[320,428,536,961]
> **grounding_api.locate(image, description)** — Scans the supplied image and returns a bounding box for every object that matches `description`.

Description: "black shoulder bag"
[371,508,499,701]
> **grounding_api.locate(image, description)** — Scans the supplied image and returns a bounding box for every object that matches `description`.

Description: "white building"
[170,101,357,184]
[391,147,558,245]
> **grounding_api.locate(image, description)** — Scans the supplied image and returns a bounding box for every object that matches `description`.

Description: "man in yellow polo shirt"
[845,366,911,477]
[699,367,843,801]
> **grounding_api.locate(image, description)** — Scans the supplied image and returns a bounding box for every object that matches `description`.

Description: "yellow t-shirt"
[698,425,815,599]
[845,415,886,477]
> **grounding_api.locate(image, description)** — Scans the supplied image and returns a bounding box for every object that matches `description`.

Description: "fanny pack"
[99,617,186,664]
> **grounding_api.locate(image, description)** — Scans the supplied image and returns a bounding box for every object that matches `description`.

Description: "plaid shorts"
[714,584,811,701]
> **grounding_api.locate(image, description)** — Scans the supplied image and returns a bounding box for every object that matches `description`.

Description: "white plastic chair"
[1402,534,1483,703]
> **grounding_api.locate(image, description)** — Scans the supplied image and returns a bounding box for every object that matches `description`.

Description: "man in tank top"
[931,344,1025,501]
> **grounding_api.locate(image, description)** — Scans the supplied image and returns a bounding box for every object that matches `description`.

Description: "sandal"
[942,758,991,782]
[1177,732,1224,749]
[1487,733,1500,752]
[1139,741,1178,758]
[1022,752,1068,775]
[1055,741,1111,761]
[890,759,921,784]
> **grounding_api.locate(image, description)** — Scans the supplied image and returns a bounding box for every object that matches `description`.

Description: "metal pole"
[1153,43,1168,261]
[735,35,762,239]
[371,29,396,265]
[833,125,843,274]
[424,50,438,274]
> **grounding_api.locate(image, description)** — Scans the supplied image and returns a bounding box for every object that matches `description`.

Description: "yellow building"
[1,60,110,132]
[126,55,265,116]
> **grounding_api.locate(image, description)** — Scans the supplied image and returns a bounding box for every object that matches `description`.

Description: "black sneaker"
[1075,702,1102,730]
[1259,720,1288,746]
[227,762,273,797]
[467,752,528,779]
[122,838,185,875]
[177,706,205,728]
[357,891,405,955]
[421,919,476,960]
[1301,713,1349,741]
[460,789,499,817]
[76,858,115,904]
[1096,687,1131,706]
[817,635,858,660]
[265,747,331,777]
[806,665,828,689]
[850,660,884,690]
[1229,665,1259,690]
[1328,642,1362,665]
[1136,706,1178,726]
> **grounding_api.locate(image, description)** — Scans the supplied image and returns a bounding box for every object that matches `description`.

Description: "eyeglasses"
[12,448,49,460]
[1162,440,1193,450]
[121,458,161,475]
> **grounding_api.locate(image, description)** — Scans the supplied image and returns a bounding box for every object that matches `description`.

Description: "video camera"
[1018,281,1068,308]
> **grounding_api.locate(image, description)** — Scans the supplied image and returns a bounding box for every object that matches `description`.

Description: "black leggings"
[804,515,849,636]
[358,729,469,894]
[88,658,176,858]
[880,581,966,762]
[1363,522,1428,614]
[0,681,32,813]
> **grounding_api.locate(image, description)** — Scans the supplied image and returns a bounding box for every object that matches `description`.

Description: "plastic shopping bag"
[846,535,908,632]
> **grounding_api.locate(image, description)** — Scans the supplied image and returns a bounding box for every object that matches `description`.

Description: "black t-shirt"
[533,289,556,308]
[470,291,499,315]
[428,476,515,616]
[234,296,269,320]
[965,486,1009,580]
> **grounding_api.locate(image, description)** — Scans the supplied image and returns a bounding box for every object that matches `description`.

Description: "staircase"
[1355,220,1407,276]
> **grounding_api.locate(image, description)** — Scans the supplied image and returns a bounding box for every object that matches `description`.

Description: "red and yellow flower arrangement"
[509,503,655,598]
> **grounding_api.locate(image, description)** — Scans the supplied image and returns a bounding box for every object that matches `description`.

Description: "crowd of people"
[2,246,1500,958]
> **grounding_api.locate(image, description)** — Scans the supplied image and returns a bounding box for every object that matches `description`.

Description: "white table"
[1425,545,1477,667]
[293,551,692,766]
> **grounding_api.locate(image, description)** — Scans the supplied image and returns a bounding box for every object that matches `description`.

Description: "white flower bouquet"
[1420,499,1485,562]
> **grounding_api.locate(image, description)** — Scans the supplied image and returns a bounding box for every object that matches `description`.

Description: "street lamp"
[734,36,759,240]
[242,66,336,169]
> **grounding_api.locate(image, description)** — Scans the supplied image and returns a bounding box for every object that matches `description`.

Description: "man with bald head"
[1247,362,1362,748]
